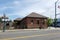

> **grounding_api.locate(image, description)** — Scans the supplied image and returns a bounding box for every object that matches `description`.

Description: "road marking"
[0,32,60,40]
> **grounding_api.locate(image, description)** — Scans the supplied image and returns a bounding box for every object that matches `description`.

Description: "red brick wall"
[26,17,48,29]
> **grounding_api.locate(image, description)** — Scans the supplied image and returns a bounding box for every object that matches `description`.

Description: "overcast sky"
[0,0,60,20]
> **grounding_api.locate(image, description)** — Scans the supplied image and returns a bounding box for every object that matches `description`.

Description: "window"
[31,20,33,24]
[37,20,39,24]
[31,20,33,22]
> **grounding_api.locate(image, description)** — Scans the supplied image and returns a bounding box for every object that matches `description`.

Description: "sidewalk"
[0,29,22,32]
[0,27,60,32]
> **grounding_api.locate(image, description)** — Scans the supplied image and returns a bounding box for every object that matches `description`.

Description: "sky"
[0,0,60,20]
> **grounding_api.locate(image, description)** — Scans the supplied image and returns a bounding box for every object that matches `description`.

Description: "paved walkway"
[0,27,60,32]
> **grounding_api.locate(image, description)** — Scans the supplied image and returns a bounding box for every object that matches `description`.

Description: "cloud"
[13,1,20,4]
[11,0,56,17]
[13,1,21,6]
[0,0,58,20]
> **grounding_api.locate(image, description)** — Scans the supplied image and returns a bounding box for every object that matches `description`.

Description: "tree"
[0,18,2,23]
[47,18,53,26]
[0,18,2,30]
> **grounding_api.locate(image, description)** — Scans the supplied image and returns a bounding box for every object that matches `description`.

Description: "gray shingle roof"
[26,12,48,18]
[14,12,48,21]
[14,18,22,21]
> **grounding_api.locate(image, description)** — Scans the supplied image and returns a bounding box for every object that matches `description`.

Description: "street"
[0,29,60,40]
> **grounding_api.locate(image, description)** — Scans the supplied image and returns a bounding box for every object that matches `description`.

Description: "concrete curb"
[0,28,60,32]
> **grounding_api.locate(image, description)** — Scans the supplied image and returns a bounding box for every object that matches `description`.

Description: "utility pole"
[54,0,59,27]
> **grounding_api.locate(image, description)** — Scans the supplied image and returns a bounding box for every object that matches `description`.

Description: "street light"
[54,0,59,27]
[1,14,8,32]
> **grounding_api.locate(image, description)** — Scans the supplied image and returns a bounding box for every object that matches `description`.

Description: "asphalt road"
[0,29,60,40]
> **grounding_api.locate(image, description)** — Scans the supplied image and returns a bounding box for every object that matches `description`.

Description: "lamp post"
[3,16,5,32]
[54,0,59,27]
[2,14,8,32]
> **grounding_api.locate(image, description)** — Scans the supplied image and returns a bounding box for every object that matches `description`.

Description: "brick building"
[14,12,48,29]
